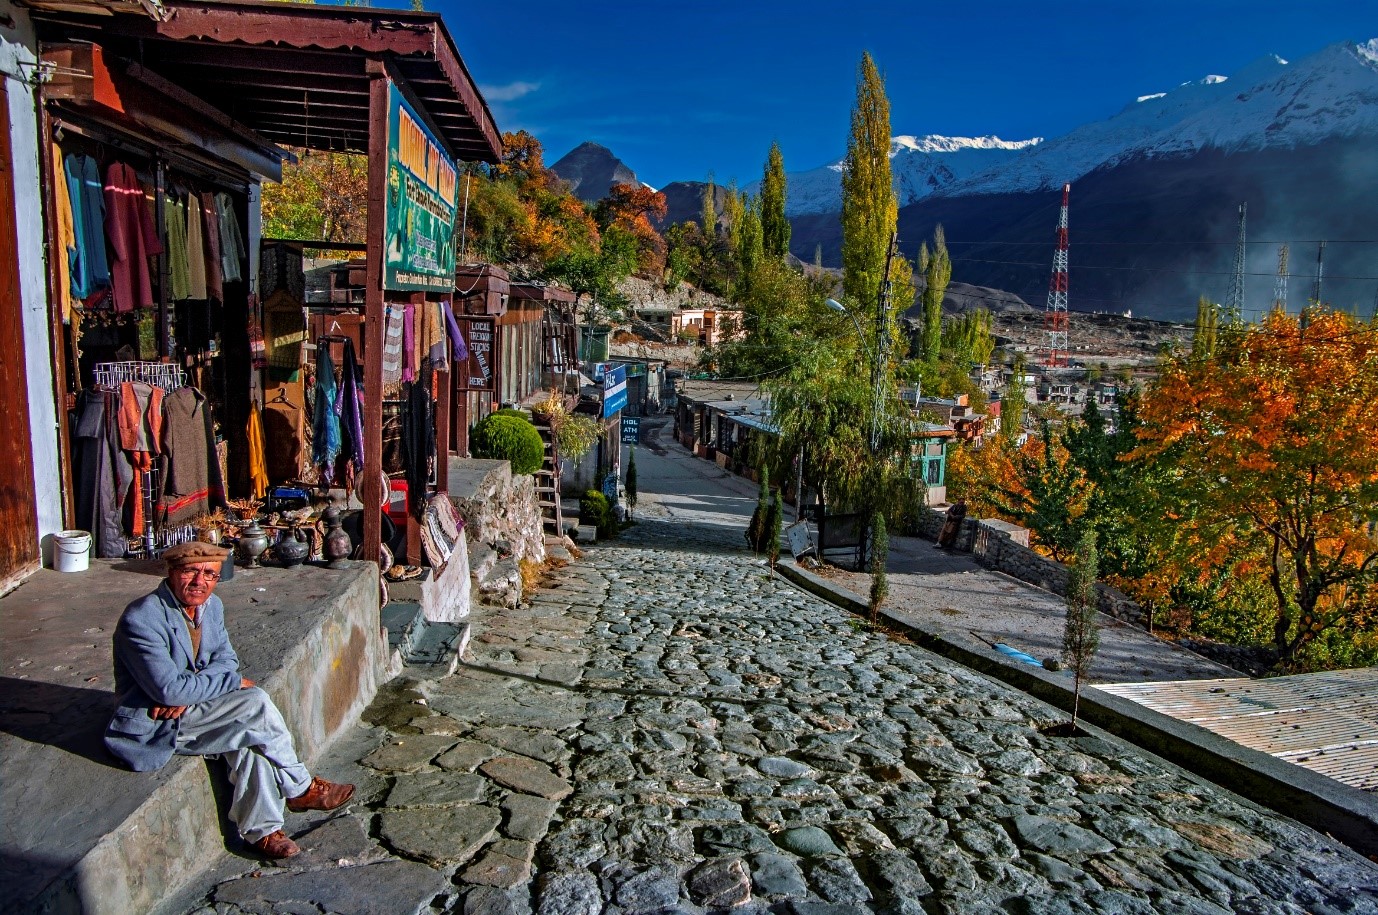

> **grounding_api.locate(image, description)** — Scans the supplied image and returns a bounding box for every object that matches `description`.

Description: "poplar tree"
[760,142,791,259]
[1062,528,1101,731]
[700,176,717,238]
[1001,354,1028,442]
[736,192,764,295]
[841,52,900,314]
[921,226,951,365]
[1192,296,1219,360]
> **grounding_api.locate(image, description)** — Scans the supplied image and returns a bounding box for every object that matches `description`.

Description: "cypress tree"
[765,489,783,570]
[625,447,638,516]
[760,142,791,259]
[736,192,764,295]
[868,512,889,624]
[746,465,770,553]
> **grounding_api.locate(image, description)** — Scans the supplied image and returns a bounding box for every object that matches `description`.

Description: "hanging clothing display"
[200,191,224,303]
[382,304,405,388]
[104,162,163,312]
[402,303,417,383]
[312,345,341,483]
[52,144,79,321]
[335,339,366,487]
[163,194,191,301]
[214,191,246,283]
[71,388,134,558]
[246,405,269,499]
[64,152,110,301]
[401,373,436,514]
[116,381,165,535]
[422,301,445,370]
[263,394,305,482]
[160,386,225,525]
[185,192,208,301]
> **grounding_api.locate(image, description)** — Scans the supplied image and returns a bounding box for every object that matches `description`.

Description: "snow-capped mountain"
[945,39,1378,196]
[751,135,1040,216]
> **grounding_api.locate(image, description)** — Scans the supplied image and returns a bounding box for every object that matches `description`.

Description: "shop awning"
[31,0,502,163]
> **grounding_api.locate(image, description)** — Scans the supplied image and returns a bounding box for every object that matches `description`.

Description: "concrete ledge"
[777,558,1378,859]
[1,559,384,914]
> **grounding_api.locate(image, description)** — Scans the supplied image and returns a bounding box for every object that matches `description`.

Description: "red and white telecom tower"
[1044,183,1070,367]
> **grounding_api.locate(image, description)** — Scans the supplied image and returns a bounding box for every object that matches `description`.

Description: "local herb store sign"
[384,84,457,292]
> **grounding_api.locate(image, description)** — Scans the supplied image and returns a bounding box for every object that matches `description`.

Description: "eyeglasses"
[173,568,221,582]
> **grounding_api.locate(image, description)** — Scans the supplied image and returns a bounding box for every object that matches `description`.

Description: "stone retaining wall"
[446,458,546,566]
[922,508,1146,626]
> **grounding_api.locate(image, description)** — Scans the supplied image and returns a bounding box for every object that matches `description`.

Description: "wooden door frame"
[0,80,43,590]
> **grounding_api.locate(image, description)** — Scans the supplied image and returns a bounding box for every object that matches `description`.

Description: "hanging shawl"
[334,338,366,485]
[312,345,341,482]
[246,405,269,499]
[442,300,470,362]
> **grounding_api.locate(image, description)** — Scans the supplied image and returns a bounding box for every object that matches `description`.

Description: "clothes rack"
[93,360,185,556]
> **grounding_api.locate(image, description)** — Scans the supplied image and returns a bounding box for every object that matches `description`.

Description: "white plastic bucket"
[54,530,91,573]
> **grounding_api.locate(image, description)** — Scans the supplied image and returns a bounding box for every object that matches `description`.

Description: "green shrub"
[580,489,613,539]
[471,413,545,475]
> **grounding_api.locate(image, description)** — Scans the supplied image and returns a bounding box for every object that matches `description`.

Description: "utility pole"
[871,231,898,453]
[1226,203,1246,322]
[1312,240,1326,305]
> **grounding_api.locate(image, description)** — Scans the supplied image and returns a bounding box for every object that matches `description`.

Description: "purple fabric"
[442,300,470,363]
[402,304,417,384]
[334,339,366,472]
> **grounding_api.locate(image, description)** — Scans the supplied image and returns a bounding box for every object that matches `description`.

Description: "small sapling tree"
[868,512,889,625]
[746,465,770,554]
[625,447,638,519]
[764,489,783,572]
[1062,528,1101,731]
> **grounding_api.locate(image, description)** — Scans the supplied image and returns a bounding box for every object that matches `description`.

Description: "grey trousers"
[175,687,312,843]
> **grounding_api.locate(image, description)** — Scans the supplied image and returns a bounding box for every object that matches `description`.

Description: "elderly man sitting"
[105,541,354,859]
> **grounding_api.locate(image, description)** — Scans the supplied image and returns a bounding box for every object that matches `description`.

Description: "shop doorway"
[0,81,42,588]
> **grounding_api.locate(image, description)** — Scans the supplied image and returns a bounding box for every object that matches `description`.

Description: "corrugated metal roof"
[1095,667,1378,791]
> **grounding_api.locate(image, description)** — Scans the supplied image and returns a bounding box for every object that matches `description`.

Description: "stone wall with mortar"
[918,508,1147,626]
[447,458,546,566]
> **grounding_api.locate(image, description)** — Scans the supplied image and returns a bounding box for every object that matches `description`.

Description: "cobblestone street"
[183,441,1378,915]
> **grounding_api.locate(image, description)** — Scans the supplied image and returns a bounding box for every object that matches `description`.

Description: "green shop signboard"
[385,84,457,291]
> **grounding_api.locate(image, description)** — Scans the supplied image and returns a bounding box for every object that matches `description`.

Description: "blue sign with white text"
[603,365,628,417]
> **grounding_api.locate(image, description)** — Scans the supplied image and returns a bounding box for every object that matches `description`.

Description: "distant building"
[670,307,744,347]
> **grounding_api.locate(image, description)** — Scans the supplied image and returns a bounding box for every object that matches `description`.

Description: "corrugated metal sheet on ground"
[1094,667,1378,791]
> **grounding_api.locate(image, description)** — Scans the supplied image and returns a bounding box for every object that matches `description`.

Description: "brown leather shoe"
[286,776,356,813]
[253,830,300,859]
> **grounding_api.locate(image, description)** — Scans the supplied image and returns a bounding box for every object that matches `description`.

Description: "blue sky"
[425,1,1377,188]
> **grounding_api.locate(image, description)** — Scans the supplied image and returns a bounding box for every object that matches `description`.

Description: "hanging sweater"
[104,162,163,312]
[160,386,225,525]
[64,153,111,301]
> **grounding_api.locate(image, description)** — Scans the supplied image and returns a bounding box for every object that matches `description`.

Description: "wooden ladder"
[533,418,563,536]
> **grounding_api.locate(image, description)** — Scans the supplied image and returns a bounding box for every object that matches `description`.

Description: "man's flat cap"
[163,541,232,567]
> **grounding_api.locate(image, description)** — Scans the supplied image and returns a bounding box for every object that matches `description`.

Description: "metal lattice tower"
[1044,184,1070,368]
[1226,203,1246,322]
[1273,244,1289,312]
[1312,240,1326,305]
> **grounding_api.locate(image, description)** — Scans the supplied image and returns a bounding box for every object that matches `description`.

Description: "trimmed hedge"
[471,413,545,475]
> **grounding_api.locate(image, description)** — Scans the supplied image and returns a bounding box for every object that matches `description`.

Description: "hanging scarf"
[334,338,366,482]
[312,345,341,482]
[442,299,469,363]
[246,405,269,499]
[402,303,417,384]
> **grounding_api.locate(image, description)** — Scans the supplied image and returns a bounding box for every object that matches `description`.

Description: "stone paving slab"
[167,441,1378,915]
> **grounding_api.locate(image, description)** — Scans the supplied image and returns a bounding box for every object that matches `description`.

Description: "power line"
[947,256,1378,282]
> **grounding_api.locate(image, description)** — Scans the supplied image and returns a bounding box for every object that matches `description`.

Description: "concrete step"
[382,601,469,677]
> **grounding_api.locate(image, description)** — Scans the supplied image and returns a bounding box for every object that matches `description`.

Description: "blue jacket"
[105,582,242,771]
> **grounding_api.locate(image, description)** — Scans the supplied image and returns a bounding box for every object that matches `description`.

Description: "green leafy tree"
[700,176,718,237]
[760,142,791,259]
[1062,528,1101,730]
[735,192,764,298]
[841,52,897,313]
[1192,296,1219,360]
[919,226,951,365]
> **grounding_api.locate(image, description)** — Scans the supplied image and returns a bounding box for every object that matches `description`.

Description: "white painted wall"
[2,2,65,555]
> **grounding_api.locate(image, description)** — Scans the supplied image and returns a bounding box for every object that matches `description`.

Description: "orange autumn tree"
[261,148,368,247]
[594,182,668,275]
[1131,306,1378,664]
